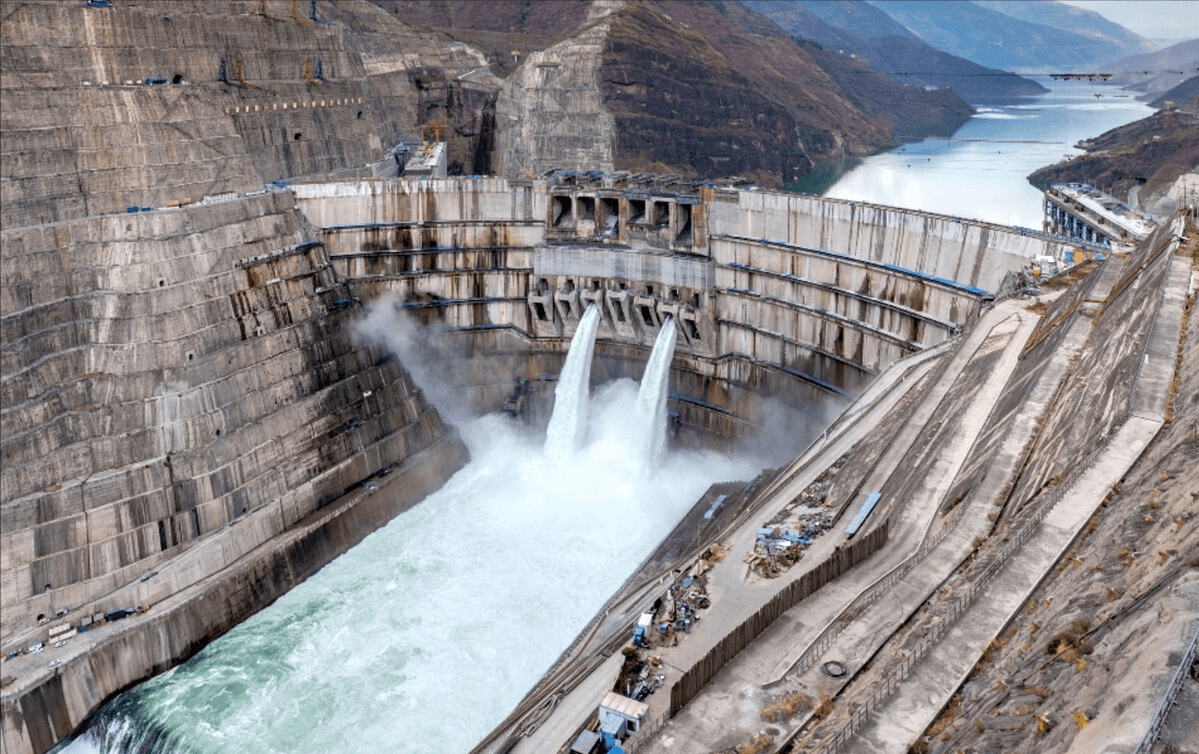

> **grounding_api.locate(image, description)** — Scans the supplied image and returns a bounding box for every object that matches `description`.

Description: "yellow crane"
[422,119,447,143]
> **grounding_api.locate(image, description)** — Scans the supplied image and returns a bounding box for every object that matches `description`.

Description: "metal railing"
[797,239,1179,752]
[1133,626,1199,754]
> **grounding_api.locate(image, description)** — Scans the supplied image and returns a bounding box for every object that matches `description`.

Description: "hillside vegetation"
[1028,98,1199,214]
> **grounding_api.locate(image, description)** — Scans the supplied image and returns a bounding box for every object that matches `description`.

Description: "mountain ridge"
[1101,38,1199,100]
[746,0,1048,102]
[380,0,974,187]
[864,0,1153,71]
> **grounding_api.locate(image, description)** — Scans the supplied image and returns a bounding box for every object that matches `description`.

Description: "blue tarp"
[845,491,882,537]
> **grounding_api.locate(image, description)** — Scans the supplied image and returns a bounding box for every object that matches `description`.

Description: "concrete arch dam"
[0,175,1085,754]
[295,175,1083,446]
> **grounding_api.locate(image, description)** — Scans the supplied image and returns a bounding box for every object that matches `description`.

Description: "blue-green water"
[57,379,760,754]
[825,77,1154,227]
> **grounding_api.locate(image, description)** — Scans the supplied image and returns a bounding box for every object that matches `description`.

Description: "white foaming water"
[544,304,600,458]
[633,317,677,472]
[57,382,758,754]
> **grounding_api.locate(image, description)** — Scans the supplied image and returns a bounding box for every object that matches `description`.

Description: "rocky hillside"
[390,0,971,188]
[0,0,506,225]
[917,229,1199,754]
[1103,39,1199,101]
[369,0,591,78]
[1028,99,1199,216]
[747,0,1047,103]
[1152,75,1199,109]
[0,0,473,678]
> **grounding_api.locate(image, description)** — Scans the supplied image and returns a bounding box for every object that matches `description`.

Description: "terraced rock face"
[1,4,475,748]
[0,0,503,227]
[493,3,619,179]
[394,0,972,188]
[0,194,466,643]
[916,235,1199,754]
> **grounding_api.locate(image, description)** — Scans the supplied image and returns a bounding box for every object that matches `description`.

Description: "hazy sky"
[1058,0,1198,44]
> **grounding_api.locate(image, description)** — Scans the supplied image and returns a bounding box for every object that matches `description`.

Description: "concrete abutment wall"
[1,190,468,753]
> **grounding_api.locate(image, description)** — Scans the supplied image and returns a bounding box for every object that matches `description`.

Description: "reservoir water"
[56,76,1156,754]
[825,77,1154,227]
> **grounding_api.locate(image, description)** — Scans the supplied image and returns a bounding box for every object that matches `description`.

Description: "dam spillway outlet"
[634,316,679,472]
[545,304,601,458]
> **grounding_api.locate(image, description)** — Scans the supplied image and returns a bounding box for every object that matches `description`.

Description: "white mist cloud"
[353,294,474,425]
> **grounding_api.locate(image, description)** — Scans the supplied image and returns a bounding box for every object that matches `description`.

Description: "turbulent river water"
[56,76,1155,754]
[825,77,1153,227]
[57,323,761,754]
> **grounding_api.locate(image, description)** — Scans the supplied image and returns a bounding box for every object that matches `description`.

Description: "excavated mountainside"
[321,0,503,175]
[1,4,479,749]
[393,0,971,188]
[370,0,592,79]
[917,233,1199,754]
[0,0,499,227]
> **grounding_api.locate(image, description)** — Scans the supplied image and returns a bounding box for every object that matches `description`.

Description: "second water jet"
[634,317,677,472]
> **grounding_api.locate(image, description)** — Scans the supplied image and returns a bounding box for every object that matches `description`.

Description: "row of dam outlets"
[296,175,1086,444]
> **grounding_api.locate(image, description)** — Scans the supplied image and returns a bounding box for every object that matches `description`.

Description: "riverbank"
[0,434,468,754]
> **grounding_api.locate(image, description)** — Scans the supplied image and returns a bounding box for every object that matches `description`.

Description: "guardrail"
[797,233,1180,752]
[1133,626,1199,754]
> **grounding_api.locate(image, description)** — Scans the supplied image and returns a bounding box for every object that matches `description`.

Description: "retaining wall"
[669,522,890,717]
[1,192,467,753]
